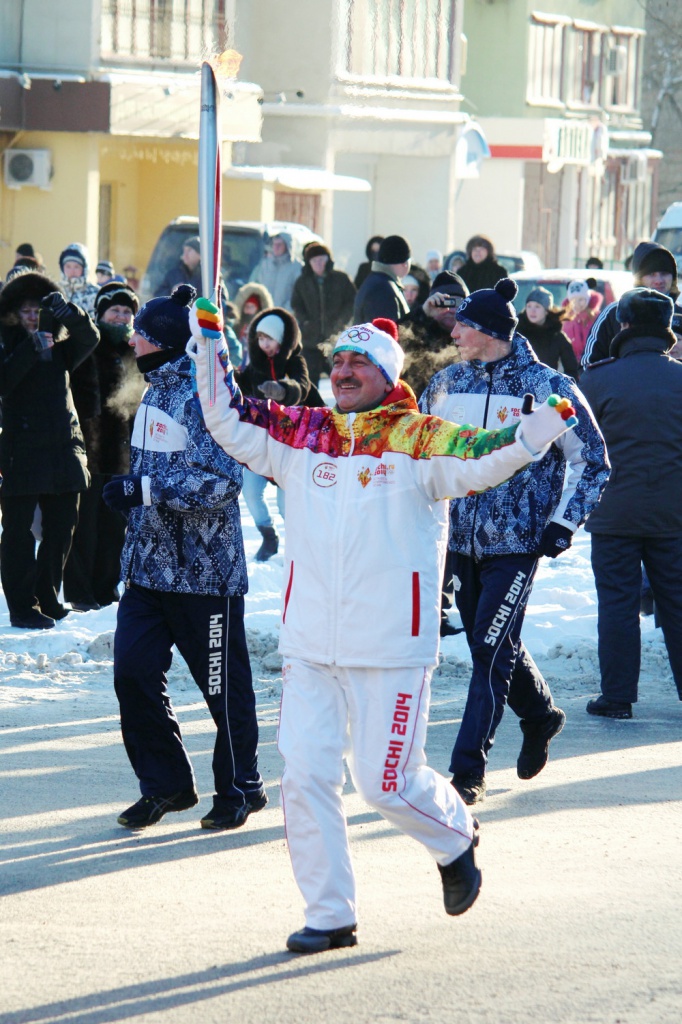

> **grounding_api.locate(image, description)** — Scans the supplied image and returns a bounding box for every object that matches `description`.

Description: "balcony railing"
[100,0,229,65]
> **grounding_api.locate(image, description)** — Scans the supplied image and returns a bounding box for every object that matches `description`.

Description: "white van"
[652,203,682,271]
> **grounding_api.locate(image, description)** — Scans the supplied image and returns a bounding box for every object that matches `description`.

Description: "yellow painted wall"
[223,178,275,222]
[0,131,99,280]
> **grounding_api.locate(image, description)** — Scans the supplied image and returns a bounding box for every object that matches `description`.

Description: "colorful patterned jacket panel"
[121,355,247,596]
[419,334,610,559]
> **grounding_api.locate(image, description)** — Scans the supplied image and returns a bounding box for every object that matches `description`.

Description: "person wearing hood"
[580,289,682,720]
[562,280,603,363]
[236,306,323,560]
[63,282,144,611]
[291,243,356,385]
[232,282,274,363]
[249,232,303,311]
[58,243,100,318]
[353,234,412,324]
[457,235,509,294]
[101,284,265,832]
[420,279,609,806]
[582,241,681,366]
[518,287,580,380]
[353,235,384,290]
[425,250,443,281]
[0,271,98,629]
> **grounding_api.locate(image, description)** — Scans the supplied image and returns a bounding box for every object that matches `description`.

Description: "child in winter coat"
[235,307,320,560]
[562,280,603,363]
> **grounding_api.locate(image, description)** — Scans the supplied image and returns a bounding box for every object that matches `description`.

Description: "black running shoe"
[286,924,358,954]
[117,788,199,828]
[200,791,268,830]
[517,706,566,779]
[586,695,633,719]
[438,839,482,916]
[451,772,487,805]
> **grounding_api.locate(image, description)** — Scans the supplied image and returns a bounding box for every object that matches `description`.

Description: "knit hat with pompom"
[455,277,519,342]
[134,284,197,350]
[333,317,405,385]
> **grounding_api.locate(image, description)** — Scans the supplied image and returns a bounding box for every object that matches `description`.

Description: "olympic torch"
[198,61,222,405]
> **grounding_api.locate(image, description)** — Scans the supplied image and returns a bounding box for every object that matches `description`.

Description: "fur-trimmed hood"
[247,306,302,369]
[0,271,68,340]
[233,281,274,318]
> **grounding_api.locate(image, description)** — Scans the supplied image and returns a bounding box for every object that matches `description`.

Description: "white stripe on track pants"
[277,658,475,930]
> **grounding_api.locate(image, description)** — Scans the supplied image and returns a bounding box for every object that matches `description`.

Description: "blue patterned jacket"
[419,335,609,559]
[120,354,247,595]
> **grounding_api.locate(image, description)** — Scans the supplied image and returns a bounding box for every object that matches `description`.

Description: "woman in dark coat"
[353,235,384,290]
[517,287,580,380]
[63,281,145,610]
[235,307,322,560]
[0,271,98,628]
[457,234,509,293]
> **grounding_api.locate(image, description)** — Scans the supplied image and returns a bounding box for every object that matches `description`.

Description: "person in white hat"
[188,301,579,954]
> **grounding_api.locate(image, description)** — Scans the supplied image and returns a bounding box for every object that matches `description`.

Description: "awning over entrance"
[225,165,371,192]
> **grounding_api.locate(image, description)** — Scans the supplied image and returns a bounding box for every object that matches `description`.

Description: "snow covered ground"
[0,496,676,718]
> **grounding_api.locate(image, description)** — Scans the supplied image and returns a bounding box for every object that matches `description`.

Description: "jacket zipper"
[331,413,356,662]
[469,368,493,560]
[124,404,149,588]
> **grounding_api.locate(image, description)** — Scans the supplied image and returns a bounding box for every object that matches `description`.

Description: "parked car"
[652,202,682,273]
[140,217,322,302]
[510,268,632,312]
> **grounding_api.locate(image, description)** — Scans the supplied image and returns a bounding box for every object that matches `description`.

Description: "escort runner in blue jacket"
[103,284,265,831]
[420,279,609,805]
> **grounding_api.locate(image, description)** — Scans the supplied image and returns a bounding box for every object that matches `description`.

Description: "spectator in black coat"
[353,235,411,325]
[157,236,202,297]
[0,272,98,628]
[353,235,384,290]
[399,270,467,400]
[291,243,356,385]
[517,287,580,380]
[63,282,145,610]
[580,288,682,719]
[457,235,508,293]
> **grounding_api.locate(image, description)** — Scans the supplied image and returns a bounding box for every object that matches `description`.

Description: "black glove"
[102,475,144,512]
[258,380,286,402]
[538,523,573,558]
[41,291,72,322]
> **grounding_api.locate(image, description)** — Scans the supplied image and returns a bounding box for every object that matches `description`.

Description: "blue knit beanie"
[134,284,197,350]
[455,278,519,341]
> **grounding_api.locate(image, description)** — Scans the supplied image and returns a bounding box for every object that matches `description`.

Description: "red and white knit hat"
[333,318,405,386]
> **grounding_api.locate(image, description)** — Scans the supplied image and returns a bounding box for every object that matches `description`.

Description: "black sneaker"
[10,610,55,630]
[586,695,633,719]
[451,772,486,805]
[517,707,566,780]
[117,788,199,828]
[200,791,268,830]
[286,923,358,954]
[438,837,482,916]
[440,619,464,637]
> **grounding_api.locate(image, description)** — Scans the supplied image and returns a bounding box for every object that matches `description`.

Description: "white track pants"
[277,658,475,930]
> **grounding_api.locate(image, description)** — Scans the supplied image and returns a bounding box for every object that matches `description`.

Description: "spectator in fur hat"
[583,240,681,366]
[63,281,145,611]
[0,271,98,628]
[291,242,356,385]
[457,235,509,294]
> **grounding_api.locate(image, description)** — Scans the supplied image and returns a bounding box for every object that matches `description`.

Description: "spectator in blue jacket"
[103,284,265,831]
[420,279,609,805]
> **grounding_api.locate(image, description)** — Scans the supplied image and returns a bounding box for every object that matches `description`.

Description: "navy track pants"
[114,584,263,809]
[450,553,554,776]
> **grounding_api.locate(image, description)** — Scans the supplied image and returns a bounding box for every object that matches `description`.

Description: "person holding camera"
[0,271,99,628]
[399,270,468,400]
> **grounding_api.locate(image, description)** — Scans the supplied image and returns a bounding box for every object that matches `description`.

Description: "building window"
[565,26,603,107]
[604,32,642,112]
[101,0,230,64]
[342,0,459,83]
[527,16,566,105]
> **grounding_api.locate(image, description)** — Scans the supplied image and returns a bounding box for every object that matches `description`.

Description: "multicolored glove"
[102,475,145,512]
[258,380,286,402]
[189,297,223,340]
[538,522,574,558]
[517,393,578,455]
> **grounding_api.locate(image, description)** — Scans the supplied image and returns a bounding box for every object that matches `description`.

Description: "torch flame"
[210,49,243,80]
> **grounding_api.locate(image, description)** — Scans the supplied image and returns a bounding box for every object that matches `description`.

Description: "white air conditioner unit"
[606,45,627,77]
[3,149,52,190]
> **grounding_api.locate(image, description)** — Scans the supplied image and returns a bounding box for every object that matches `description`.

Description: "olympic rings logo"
[344,327,372,342]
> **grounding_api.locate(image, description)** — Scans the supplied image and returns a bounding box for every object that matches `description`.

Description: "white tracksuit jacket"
[191,337,545,669]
